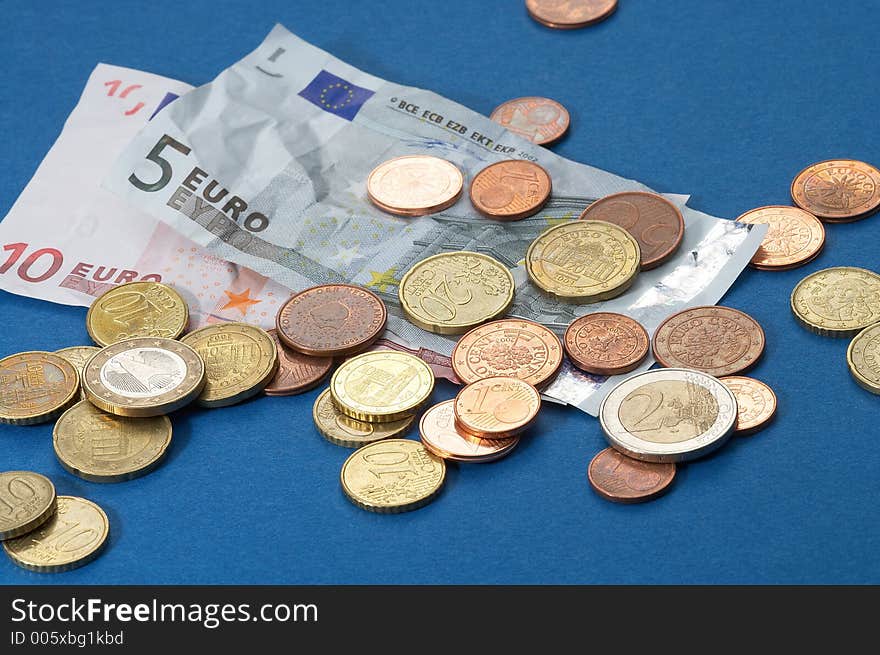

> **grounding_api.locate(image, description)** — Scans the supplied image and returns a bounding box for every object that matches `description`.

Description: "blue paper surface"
[1,0,878,584]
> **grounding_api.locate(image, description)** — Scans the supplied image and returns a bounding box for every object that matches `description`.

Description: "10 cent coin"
[0,471,57,541]
[313,388,413,448]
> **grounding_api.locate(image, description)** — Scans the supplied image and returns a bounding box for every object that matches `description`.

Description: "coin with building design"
[0,351,79,425]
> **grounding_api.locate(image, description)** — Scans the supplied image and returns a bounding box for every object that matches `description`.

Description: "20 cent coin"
[791,267,880,337]
[847,322,880,394]
[86,281,188,347]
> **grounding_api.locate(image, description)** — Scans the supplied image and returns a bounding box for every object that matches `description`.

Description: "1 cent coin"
[587,448,676,503]
[526,0,618,28]
[452,318,563,388]
[736,206,825,270]
[652,306,765,377]
[3,496,108,573]
[490,97,570,146]
[564,312,649,375]
[86,281,188,347]
[453,376,541,439]
[579,192,684,270]
[0,472,57,541]
[276,284,387,357]
[791,159,880,222]
[0,352,79,425]
[367,155,463,217]
[420,400,518,463]
[791,267,880,337]
[469,160,551,220]
[719,376,777,435]
[263,329,333,396]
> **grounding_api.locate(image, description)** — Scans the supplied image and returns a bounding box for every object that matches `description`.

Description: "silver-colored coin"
[599,368,737,463]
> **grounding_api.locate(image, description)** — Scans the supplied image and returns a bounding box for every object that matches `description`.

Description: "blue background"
[1,0,878,584]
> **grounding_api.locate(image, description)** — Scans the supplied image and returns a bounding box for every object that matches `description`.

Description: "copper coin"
[469,160,551,221]
[588,448,676,504]
[652,306,765,377]
[452,319,563,388]
[453,376,541,439]
[564,312,649,375]
[578,192,684,270]
[368,338,461,384]
[490,97,570,146]
[736,206,825,270]
[276,284,387,357]
[791,159,880,222]
[526,0,618,29]
[419,400,519,463]
[367,155,463,217]
[263,329,333,396]
[719,376,777,435]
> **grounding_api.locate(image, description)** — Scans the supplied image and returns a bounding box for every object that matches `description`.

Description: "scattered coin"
[331,350,434,422]
[53,400,172,482]
[340,439,446,513]
[579,192,684,270]
[719,376,777,435]
[652,306,765,376]
[452,318,562,388]
[525,0,618,29]
[0,352,79,425]
[847,322,880,394]
[454,376,541,439]
[82,337,206,417]
[564,312,649,375]
[419,400,519,463]
[599,367,738,462]
[313,388,413,448]
[86,281,188,347]
[735,206,825,270]
[276,284,387,357]
[181,322,277,408]
[490,96,570,146]
[55,346,101,400]
[791,159,880,222]
[469,160,552,220]
[0,471,57,541]
[526,220,640,303]
[791,267,880,337]
[367,155,463,216]
[587,448,676,503]
[3,496,109,573]
[399,251,514,334]
[263,329,333,396]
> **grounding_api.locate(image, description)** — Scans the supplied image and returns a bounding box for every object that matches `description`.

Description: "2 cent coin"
[719,376,777,435]
[263,329,333,396]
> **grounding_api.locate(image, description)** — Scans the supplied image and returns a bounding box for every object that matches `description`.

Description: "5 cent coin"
[469,160,551,220]
[791,159,880,222]
[86,281,188,347]
[587,448,676,503]
[719,376,777,435]
[3,496,108,573]
[452,318,563,388]
[0,472,57,541]
[490,97,570,145]
[277,284,387,357]
[367,155,463,217]
[263,329,333,396]
[579,192,684,270]
[0,352,79,425]
[652,306,765,377]
[564,312,649,375]
[736,206,825,270]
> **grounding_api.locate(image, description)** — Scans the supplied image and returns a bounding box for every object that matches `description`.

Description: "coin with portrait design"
[791,267,880,337]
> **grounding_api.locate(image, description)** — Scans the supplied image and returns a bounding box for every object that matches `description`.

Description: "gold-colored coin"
[340,439,446,513]
[313,388,413,448]
[0,471,57,541]
[0,352,79,425]
[82,337,206,417]
[526,220,641,302]
[55,346,100,400]
[847,322,880,394]
[86,281,189,347]
[791,267,880,337]
[53,401,172,482]
[330,351,434,422]
[398,251,515,334]
[3,496,108,572]
[180,322,277,408]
